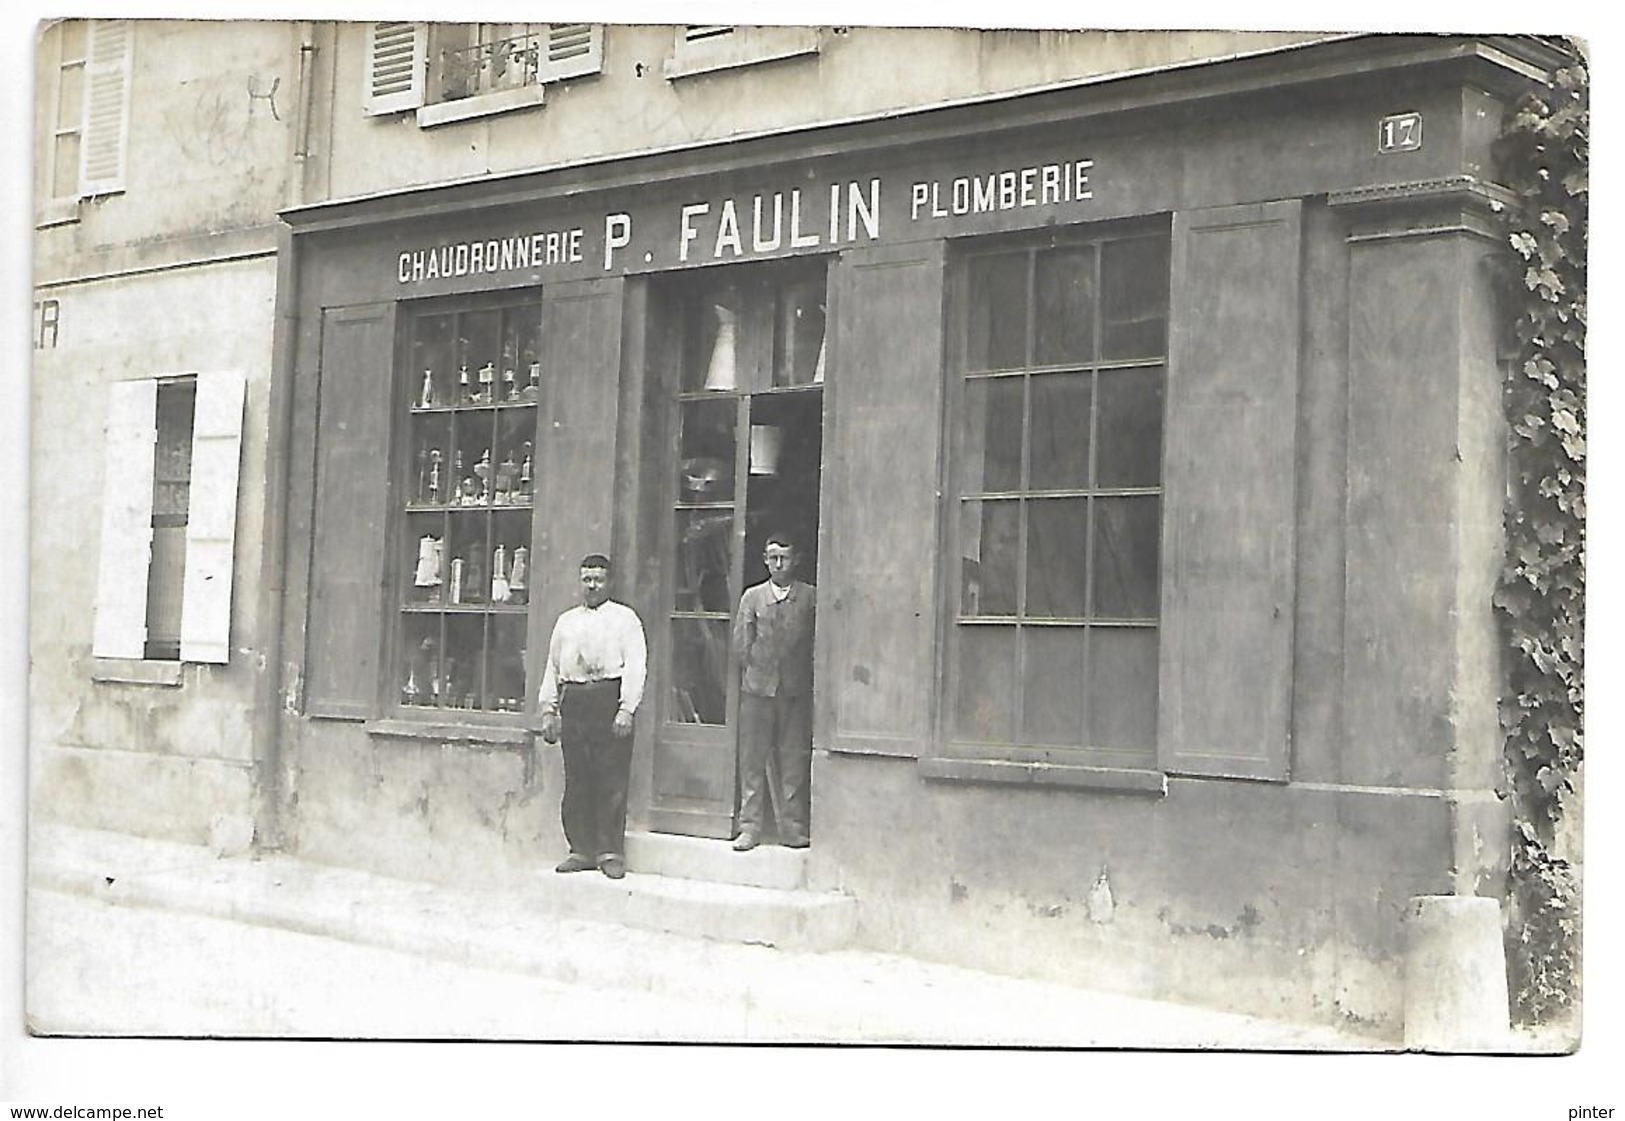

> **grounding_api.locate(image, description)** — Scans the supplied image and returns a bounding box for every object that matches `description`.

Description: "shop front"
[274,36,1553,1027]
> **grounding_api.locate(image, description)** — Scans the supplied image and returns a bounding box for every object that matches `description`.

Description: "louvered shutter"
[78,19,132,197]
[539,23,603,81]
[179,371,246,664]
[364,22,427,116]
[92,380,158,659]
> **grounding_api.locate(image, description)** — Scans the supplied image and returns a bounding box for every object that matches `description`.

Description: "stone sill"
[91,659,183,687]
[364,717,533,749]
[417,86,546,128]
[918,755,1167,795]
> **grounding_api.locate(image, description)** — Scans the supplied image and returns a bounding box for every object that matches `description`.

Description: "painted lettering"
[604,212,631,269]
[752,196,783,253]
[848,178,881,242]
[973,175,996,213]
[789,189,820,249]
[715,199,744,258]
[1020,167,1036,207]
[680,202,709,263]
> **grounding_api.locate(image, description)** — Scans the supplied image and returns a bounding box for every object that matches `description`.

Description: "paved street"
[27,888,794,1041]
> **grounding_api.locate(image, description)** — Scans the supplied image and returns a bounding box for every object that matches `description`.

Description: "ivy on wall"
[1492,47,1586,1024]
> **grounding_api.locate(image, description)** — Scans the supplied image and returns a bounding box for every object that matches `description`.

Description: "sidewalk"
[27,822,1389,1049]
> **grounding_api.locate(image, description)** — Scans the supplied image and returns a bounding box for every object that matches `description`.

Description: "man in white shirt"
[538,554,647,879]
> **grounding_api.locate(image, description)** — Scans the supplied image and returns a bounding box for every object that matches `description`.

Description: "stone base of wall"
[33,743,257,852]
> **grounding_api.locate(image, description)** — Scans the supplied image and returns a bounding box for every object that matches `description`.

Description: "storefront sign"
[391,154,1097,290]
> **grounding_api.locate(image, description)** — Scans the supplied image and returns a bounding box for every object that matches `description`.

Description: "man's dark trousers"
[559,680,632,861]
[738,691,811,845]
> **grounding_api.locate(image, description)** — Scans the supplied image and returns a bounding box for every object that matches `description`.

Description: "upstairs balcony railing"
[439,29,543,101]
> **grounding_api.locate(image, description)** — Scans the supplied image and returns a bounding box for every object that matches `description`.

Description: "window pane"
[52,133,81,198]
[1022,626,1086,746]
[675,509,734,613]
[443,614,489,709]
[410,414,452,506]
[57,63,84,131]
[1084,627,1158,752]
[1091,496,1160,619]
[671,618,730,725]
[460,309,503,404]
[953,625,1017,743]
[494,409,535,506]
[959,499,1019,617]
[487,614,528,713]
[490,510,530,605]
[1094,367,1163,489]
[1033,245,1097,365]
[449,410,497,507]
[686,286,747,393]
[1102,236,1170,360]
[400,616,444,706]
[958,376,1023,495]
[965,253,1028,372]
[411,314,457,408]
[1028,372,1092,490]
[1025,498,1088,618]
[59,20,88,60]
[444,514,491,606]
[679,397,736,502]
[774,276,826,387]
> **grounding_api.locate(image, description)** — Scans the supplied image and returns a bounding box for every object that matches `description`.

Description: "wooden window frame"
[382,291,546,725]
[931,225,1170,787]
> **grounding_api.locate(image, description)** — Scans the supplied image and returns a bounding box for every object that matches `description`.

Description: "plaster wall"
[34,20,297,284]
[30,258,278,844]
[314,26,1334,204]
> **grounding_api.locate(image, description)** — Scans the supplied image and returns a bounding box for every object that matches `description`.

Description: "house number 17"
[1378,112,1423,153]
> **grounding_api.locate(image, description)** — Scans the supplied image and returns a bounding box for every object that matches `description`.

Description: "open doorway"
[648,258,828,841]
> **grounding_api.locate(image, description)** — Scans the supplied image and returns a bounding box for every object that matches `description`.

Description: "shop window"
[663,25,820,79]
[393,298,543,714]
[945,232,1169,767]
[365,22,604,125]
[38,18,131,226]
[92,372,246,668]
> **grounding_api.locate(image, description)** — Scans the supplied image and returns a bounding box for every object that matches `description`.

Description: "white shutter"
[539,24,603,82]
[91,380,158,659]
[179,371,246,664]
[78,19,133,197]
[364,22,427,116]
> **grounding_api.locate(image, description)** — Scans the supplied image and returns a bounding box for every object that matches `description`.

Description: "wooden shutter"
[539,24,604,82]
[821,241,947,755]
[78,19,132,197]
[532,278,623,628]
[1159,200,1302,780]
[92,379,158,659]
[364,22,427,116]
[304,305,394,719]
[178,371,246,664]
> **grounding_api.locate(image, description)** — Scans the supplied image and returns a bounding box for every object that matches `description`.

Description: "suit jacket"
[732,579,816,698]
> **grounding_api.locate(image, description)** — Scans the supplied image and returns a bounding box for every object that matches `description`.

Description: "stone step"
[625,830,809,891]
[543,868,855,952]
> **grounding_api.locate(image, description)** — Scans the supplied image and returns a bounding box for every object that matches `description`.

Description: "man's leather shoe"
[555,853,596,873]
[732,832,759,852]
[781,838,810,849]
[599,855,627,880]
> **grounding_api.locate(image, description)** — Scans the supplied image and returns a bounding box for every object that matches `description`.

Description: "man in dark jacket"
[731,533,816,850]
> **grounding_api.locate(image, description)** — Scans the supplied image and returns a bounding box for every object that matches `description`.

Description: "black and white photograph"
[5,1,1611,1116]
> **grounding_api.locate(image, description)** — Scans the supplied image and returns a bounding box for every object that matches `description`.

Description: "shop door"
[649,261,827,839]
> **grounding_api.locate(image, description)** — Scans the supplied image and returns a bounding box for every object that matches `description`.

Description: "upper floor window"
[38,19,132,225]
[365,22,604,126]
[663,25,820,79]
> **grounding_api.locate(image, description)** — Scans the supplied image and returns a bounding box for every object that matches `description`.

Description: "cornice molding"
[1328,174,1517,245]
